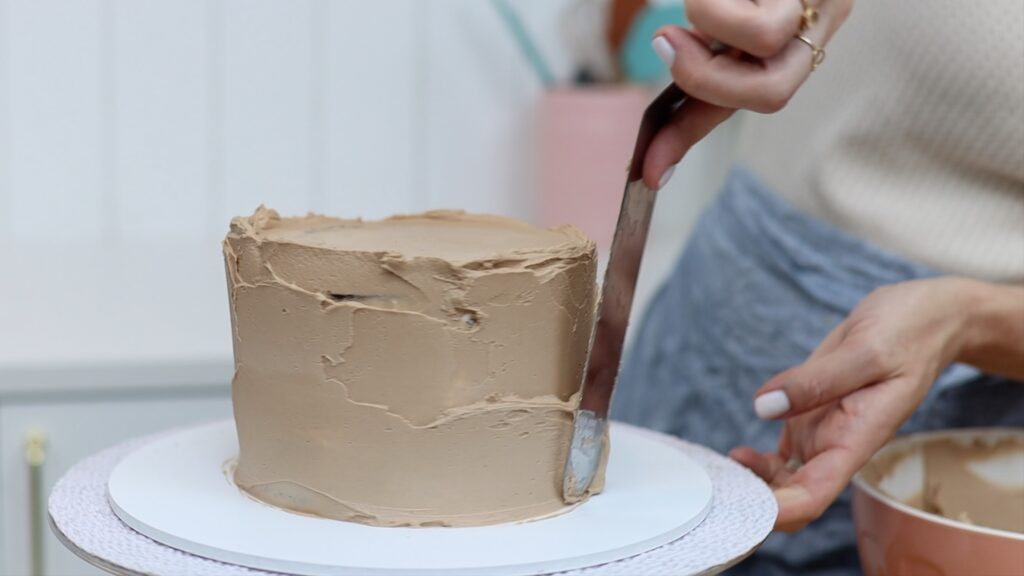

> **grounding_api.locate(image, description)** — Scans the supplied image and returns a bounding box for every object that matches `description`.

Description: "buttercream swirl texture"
[223,207,600,527]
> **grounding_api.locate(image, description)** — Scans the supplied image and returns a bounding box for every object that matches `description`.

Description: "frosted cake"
[223,207,601,527]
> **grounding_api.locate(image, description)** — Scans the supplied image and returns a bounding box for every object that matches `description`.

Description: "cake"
[223,206,602,527]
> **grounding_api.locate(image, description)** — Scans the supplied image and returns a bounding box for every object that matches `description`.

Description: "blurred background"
[0,1,739,573]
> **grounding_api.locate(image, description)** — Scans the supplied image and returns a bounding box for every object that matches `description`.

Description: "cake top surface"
[231,206,592,262]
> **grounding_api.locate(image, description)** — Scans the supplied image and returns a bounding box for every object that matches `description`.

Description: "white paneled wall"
[1,0,603,245]
[325,0,419,219]
[114,0,211,239]
[1,0,732,241]
[422,0,537,217]
[0,1,737,366]
[222,0,317,220]
[9,0,106,244]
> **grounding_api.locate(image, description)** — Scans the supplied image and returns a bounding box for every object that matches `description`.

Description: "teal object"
[491,0,556,87]
[621,4,688,84]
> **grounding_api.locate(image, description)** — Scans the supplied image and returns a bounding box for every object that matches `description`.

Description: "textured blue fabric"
[613,166,1024,575]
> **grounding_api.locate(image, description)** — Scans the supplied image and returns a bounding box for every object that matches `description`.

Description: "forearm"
[957,278,1024,380]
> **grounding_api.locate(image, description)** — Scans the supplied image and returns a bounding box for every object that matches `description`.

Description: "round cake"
[223,206,601,527]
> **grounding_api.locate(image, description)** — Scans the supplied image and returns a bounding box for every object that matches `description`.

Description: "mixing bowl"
[852,428,1024,576]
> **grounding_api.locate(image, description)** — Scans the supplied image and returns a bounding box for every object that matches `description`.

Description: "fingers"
[686,0,852,57]
[771,378,931,529]
[806,319,849,361]
[732,446,862,531]
[685,0,802,58]
[642,0,853,187]
[730,447,789,483]
[772,446,862,531]
[731,445,836,531]
[652,0,851,114]
[655,26,811,113]
[754,338,895,419]
[641,98,735,189]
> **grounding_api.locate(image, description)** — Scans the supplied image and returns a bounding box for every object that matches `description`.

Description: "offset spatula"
[563,83,689,502]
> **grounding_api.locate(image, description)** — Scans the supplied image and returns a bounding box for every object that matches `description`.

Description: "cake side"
[223,206,601,527]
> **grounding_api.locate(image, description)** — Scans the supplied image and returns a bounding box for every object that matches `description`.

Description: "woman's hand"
[730,278,993,531]
[643,0,853,190]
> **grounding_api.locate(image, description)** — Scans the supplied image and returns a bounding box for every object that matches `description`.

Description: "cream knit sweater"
[735,0,1024,282]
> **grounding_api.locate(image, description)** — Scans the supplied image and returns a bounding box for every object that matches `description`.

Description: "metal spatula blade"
[563,83,689,502]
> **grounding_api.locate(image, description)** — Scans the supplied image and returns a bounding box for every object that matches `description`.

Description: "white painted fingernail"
[658,164,677,189]
[652,36,676,67]
[755,390,791,419]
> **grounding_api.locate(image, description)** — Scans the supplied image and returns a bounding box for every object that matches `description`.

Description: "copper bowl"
[852,428,1024,576]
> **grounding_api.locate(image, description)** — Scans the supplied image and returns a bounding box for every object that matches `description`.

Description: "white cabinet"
[0,390,231,576]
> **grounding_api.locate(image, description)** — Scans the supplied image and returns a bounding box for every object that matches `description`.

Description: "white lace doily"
[49,423,776,576]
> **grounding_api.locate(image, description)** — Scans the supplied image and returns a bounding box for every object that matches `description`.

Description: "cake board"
[50,421,778,576]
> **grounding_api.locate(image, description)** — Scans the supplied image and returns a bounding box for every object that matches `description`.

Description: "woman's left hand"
[730,277,977,531]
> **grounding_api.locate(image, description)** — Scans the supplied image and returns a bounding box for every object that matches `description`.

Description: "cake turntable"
[50,420,777,576]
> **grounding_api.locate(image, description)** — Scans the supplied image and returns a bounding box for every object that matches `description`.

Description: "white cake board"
[50,422,778,576]
[106,421,712,576]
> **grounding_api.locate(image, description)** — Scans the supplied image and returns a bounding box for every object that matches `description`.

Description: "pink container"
[852,429,1024,576]
[537,87,652,250]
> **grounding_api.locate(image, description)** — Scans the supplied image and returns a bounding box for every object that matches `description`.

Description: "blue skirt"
[613,166,1024,575]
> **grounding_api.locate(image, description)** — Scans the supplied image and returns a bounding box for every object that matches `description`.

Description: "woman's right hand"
[642,0,854,190]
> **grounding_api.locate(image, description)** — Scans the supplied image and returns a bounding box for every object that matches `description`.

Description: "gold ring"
[795,34,826,70]
[799,0,819,31]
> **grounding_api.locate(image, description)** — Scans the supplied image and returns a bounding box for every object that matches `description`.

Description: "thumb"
[753,342,891,419]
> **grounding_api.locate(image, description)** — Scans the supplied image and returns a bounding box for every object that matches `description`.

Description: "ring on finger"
[795,34,826,70]
[785,457,804,472]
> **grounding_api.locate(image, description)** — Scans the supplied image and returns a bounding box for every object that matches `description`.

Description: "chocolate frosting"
[223,207,601,527]
[863,434,1024,534]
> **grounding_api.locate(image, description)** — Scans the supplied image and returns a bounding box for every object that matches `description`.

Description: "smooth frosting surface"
[223,207,601,527]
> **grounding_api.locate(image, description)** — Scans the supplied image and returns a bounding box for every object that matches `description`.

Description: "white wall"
[0,0,737,365]
[0,0,578,245]
[0,7,738,573]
